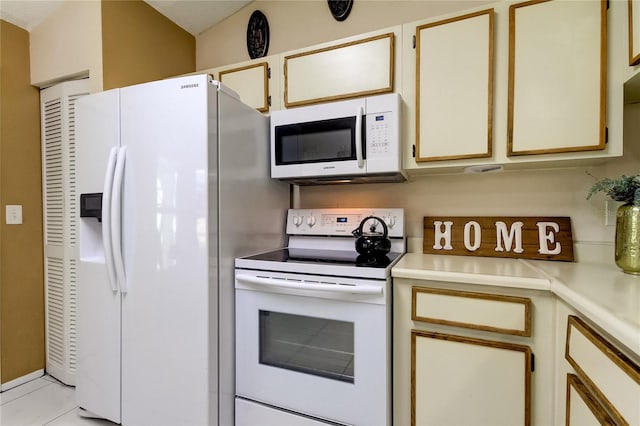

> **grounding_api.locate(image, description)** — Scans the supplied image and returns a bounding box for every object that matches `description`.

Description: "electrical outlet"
[604,200,619,226]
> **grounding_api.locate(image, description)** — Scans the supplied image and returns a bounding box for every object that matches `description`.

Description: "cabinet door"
[284,30,396,107]
[566,374,617,426]
[565,316,640,425]
[219,62,271,112]
[630,0,640,66]
[415,9,494,162]
[412,330,532,426]
[508,0,607,156]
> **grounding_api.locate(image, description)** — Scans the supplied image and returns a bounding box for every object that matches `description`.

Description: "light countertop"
[392,252,640,357]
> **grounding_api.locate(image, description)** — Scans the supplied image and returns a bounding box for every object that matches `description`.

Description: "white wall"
[30,0,102,91]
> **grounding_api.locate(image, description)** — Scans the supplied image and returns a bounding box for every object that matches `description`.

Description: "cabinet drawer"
[412,287,531,336]
[565,316,640,425]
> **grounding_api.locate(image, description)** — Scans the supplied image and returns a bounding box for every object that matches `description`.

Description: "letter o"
[464,221,481,251]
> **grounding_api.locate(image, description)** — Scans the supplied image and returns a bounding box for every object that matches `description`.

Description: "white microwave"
[270,93,405,184]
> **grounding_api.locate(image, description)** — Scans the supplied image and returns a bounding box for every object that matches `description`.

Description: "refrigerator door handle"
[102,147,119,292]
[111,146,128,293]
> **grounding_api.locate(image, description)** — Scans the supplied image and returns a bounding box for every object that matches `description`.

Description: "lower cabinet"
[412,330,532,425]
[565,374,617,425]
[556,301,640,426]
[394,279,555,426]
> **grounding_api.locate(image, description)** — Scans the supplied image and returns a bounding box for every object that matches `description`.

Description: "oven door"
[270,98,367,180]
[235,270,390,426]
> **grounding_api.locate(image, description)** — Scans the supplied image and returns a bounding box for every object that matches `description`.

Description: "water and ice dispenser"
[80,193,103,222]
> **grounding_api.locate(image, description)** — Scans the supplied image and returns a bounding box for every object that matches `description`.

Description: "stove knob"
[388,216,396,228]
[293,215,303,226]
[307,215,317,227]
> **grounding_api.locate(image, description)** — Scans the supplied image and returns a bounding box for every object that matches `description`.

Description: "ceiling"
[0,0,253,35]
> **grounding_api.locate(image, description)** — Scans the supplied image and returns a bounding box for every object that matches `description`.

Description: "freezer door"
[119,75,213,426]
[76,89,122,423]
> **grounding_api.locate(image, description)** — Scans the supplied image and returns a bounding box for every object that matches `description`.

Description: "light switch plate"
[6,205,22,225]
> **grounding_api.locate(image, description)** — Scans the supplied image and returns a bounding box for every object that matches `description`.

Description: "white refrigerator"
[75,75,289,426]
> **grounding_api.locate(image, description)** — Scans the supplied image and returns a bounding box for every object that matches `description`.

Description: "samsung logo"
[322,166,336,170]
[181,83,199,89]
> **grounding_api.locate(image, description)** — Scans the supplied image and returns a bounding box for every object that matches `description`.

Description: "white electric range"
[234,208,405,426]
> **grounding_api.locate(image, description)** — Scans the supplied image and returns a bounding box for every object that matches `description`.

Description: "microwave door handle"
[355,106,364,169]
[236,274,382,296]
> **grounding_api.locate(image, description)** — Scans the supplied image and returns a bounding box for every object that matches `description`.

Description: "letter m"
[495,221,524,254]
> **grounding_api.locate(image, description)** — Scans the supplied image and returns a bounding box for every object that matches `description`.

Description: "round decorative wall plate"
[328,0,353,22]
[246,10,270,59]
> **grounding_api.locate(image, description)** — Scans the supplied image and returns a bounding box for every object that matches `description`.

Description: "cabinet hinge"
[606,0,610,9]
[531,353,535,372]
[605,127,608,144]
[267,95,272,107]
[412,144,416,158]
[267,67,271,79]
[413,35,416,49]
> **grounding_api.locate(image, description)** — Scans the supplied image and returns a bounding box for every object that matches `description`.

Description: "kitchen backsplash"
[300,153,640,247]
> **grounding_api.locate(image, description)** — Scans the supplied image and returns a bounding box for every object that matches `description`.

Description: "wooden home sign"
[423,216,574,261]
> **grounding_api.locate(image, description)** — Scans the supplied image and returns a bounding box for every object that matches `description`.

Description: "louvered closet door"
[40,79,90,386]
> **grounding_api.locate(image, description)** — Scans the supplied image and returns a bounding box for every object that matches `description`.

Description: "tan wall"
[196,0,492,69]
[6,0,194,384]
[0,20,45,384]
[102,0,195,90]
[29,0,103,92]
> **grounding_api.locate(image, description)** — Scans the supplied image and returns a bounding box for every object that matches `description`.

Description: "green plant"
[587,174,640,206]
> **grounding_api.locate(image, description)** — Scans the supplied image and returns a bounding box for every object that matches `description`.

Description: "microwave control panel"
[366,112,392,157]
[286,208,405,237]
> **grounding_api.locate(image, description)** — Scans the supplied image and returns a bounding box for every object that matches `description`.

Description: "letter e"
[537,222,561,255]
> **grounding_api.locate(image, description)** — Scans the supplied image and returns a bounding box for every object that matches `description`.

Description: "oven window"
[259,310,354,383]
[274,116,364,165]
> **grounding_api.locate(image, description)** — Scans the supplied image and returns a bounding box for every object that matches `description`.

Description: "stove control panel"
[286,208,405,237]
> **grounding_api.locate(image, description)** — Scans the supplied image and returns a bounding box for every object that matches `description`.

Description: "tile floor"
[1,376,115,426]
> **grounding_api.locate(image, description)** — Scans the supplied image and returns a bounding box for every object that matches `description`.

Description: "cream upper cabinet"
[508,0,606,156]
[403,0,626,174]
[282,27,400,108]
[413,9,494,163]
[205,56,281,112]
[627,0,640,103]
[630,0,640,66]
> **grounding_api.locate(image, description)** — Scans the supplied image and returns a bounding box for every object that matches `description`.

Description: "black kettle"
[352,216,391,257]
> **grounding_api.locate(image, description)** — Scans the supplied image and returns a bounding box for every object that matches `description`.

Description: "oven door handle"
[236,274,383,295]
